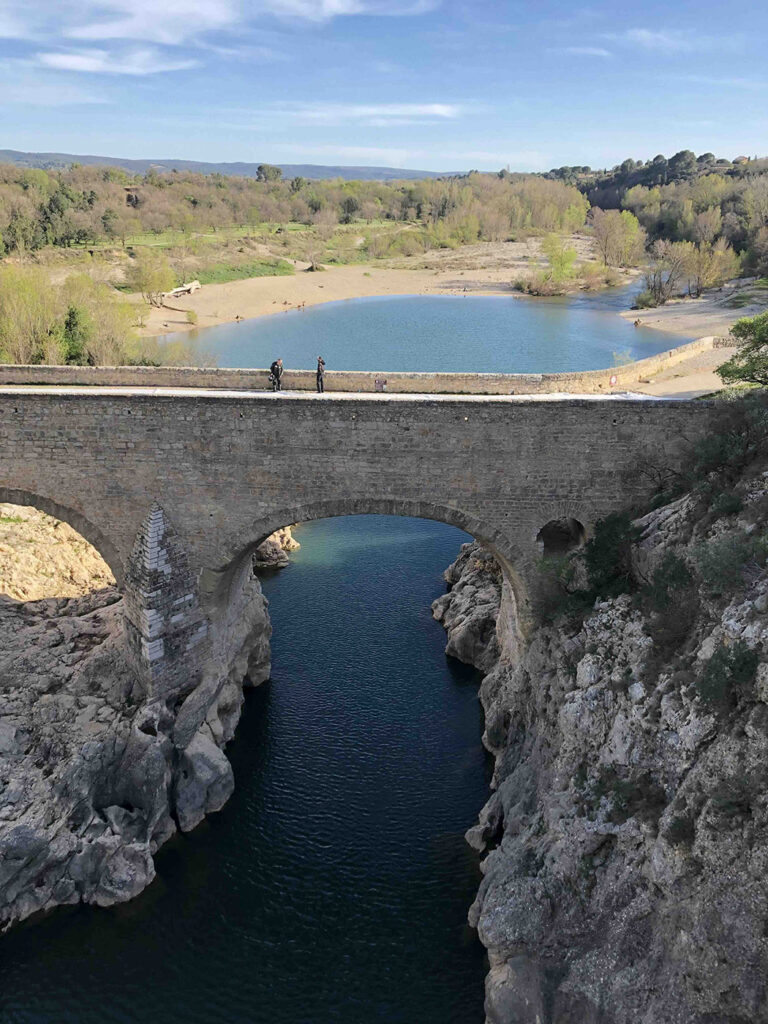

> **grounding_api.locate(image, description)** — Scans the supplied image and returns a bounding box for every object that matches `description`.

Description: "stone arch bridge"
[0,387,715,724]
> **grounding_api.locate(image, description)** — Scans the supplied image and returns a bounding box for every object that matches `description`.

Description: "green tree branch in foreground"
[717,312,768,387]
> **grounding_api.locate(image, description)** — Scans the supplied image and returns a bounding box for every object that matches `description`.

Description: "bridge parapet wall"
[0,336,730,395]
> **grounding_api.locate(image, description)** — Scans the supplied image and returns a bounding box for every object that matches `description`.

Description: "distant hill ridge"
[0,149,458,181]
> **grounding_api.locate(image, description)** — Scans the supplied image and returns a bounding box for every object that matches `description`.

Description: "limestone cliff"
[0,505,272,930]
[435,475,768,1021]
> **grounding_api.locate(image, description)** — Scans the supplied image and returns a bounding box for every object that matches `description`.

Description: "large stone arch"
[200,496,535,629]
[0,486,125,584]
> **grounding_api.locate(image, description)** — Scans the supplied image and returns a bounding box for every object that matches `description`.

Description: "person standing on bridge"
[269,358,284,392]
[316,356,326,393]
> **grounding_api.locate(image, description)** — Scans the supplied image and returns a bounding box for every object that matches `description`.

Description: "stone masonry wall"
[0,393,716,621]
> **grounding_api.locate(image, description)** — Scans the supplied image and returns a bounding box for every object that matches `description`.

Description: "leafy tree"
[125,251,175,307]
[643,239,690,305]
[717,312,768,387]
[541,233,577,282]
[61,305,94,364]
[256,164,282,182]
[683,239,738,297]
[591,208,646,266]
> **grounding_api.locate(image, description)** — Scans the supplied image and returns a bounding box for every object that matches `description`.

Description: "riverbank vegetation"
[0,265,202,366]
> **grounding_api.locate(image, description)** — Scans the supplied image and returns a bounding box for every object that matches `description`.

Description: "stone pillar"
[123,504,210,701]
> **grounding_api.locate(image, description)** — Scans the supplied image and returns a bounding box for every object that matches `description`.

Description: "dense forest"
[0,162,589,256]
[0,150,765,277]
[545,150,768,271]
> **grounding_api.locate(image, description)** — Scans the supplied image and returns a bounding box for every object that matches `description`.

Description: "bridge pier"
[123,504,211,702]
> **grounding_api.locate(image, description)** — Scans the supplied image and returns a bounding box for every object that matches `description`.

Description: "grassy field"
[196,258,295,284]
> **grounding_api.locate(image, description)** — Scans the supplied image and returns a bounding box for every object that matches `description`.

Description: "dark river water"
[0,288,693,1023]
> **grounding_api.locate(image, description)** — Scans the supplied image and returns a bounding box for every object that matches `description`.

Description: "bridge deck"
[0,386,668,403]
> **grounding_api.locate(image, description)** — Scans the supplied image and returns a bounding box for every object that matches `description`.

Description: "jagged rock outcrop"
[432,543,501,673]
[0,505,271,930]
[435,477,768,1022]
[253,525,300,569]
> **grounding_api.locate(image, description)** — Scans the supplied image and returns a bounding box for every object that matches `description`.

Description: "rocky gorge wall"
[0,508,295,930]
[433,471,768,1022]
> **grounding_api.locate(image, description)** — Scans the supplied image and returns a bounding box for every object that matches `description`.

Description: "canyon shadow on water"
[0,516,490,1024]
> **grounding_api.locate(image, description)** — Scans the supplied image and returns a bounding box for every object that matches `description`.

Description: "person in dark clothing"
[316,355,326,393]
[269,358,284,391]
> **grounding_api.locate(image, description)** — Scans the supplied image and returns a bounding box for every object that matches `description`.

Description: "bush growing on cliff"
[643,553,694,612]
[690,389,768,485]
[695,640,758,712]
[531,512,641,624]
[530,555,591,624]
[693,532,767,596]
[584,512,640,595]
[717,311,768,388]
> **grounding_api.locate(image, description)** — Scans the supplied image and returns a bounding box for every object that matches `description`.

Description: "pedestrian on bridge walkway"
[316,356,326,393]
[269,358,284,392]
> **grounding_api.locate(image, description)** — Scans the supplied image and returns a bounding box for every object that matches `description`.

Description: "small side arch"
[0,487,125,584]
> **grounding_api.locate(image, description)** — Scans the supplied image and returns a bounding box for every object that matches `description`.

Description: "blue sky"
[0,0,765,171]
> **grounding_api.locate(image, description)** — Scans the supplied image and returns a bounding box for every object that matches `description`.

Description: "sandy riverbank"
[621,278,768,338]
[140,261,523,336]
[138,235,612,337]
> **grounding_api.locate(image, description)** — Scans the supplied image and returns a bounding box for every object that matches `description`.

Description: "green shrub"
[185,310,198,325]
[530,555,590,624]
[695,640,758,711]
[643,552,694,612]
[634,289,657,309]
[584,511,639,595]
[710,490,743,520]
[693,533,758,595]
[687,390,768,486]
[589,765,666,825]
[663,813,695,846]
[642,552,699,652]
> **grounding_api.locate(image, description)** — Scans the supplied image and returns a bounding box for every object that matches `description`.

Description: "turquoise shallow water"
[174,286,692,374]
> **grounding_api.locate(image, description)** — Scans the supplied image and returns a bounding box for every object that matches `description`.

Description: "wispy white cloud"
[256,0,439,20]
[65,0,238,45]
[550,45,612,58]
[0,0,439,44]
[37,46,197,74]
[232,101,465,127]
[605,28,744,55]
[0,0,441,86]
